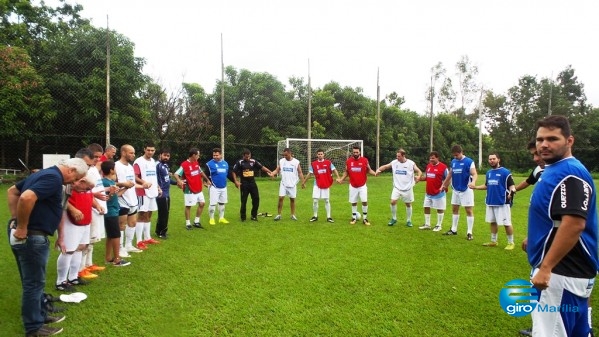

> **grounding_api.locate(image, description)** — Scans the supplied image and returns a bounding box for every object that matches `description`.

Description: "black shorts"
[104,216,120,238]
[118,206,138,216]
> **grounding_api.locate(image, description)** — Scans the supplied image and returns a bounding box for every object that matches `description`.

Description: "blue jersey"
[206,159,230,188]
[485,167,512,206]
[450,156,475,192]
[156,161,175,198]
[528,157,598,278]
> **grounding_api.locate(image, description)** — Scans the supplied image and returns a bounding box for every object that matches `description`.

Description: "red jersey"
[346,156,370,188]
[425,162,448,196]
[180,160,203,193]
[67,190,93,226]
[311,159,334,189]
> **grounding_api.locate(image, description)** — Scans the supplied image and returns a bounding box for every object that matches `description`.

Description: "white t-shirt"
[115,160,138,207]
[279,157,300,188]
[391,159,416,191]
[133,156,159,198]
[88,166,106,210]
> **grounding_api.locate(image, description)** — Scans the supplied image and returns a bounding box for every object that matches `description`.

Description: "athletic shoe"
[86,264,106,272]
[193,222,204,229]
[113,259,131,267]
[136,242,148,250]
[209,218,216,225]
[443,230,457,236]
[26,325,63,336]
[505,243,515,250]
[326,218,335,223]
[68,278,89,286]
[309,216,318,222]
[144,238,161,244]
[291,215,298,221]
[78,270,98,279]
[363,218,371,226]
[250,217,258,221]
[126,246,143,253]
[388,219,397,226]
[219,218,230,224]
[519,328,532,336]
[418,224,431,230]
[186,224,192,230]
[482,241,498,247]
[45,315,66,324]
[158,234,168,239]
[466,233,473,241]
[406,220,413,227]
[432,225,442,232]
[55,282,76,292]
[119,250,131,258]
[274,215,281,221]
[350,218,357,225]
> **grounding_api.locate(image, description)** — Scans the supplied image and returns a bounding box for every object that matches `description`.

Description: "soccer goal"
[276,138,363,173]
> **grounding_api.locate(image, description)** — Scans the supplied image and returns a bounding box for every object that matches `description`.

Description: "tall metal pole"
[220,34,225,157]
[548,71,553,115]
[429,75,434,153]
[105,15,111,147]
[376,67,380,168]
[478,87,484,169]
[307,59,312,162]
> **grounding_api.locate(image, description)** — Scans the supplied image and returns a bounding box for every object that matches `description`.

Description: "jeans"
[9,228,50,334]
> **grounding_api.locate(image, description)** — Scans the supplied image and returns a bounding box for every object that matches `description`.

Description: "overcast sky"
[65,0,598,113]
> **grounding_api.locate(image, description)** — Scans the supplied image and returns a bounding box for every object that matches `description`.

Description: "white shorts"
[423,196,447,210]
[279,184,297,198]
[209,186,228,205]
[89,210,105,243]
[138,196,158,212]
[530,270,593,336]
[63,217,90,251]
[391,188,414,203]
[349,185,367,203]
[451,189,474,207]
[485,205,512,225]
[312,185,330,199]
[184,192,205,206]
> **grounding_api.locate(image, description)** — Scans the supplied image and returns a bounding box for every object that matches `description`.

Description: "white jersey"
[115,160,138,207]
[391,159,416,191]
[133,156,159,198]
[279,157,300,188]
[88,166,106,210]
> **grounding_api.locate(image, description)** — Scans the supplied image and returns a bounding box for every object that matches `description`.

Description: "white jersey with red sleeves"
[134,156,159,198]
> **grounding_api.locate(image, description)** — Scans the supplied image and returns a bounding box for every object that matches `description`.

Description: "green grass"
[0,175,596,336]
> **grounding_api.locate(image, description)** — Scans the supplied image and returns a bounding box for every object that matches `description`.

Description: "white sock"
[313,199,319,217]
[209,205,216,219]
[424,214,431,226]
[406,206,412,222]
[362,205,368,218]
[144,222,151,241]
[125,227,135,248]
[86,244,94,267]
[507,234,514,244]
[390,204,397,220]
[120,231,124,248]
[351,205,358,219]
[219,205,225,219]
[491,233,498,242]
[56,253,72,284]
[451,215,459,232]
[135,222,143,244]
[588,307,593,329]
[324,199,331,218]
[79,247,88,271]
[437,213,445,227]
[69,251,83,281]
[466,216,474,234]
[194,217,200,224]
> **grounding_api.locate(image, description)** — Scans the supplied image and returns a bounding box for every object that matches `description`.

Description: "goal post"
[276,138,363,173]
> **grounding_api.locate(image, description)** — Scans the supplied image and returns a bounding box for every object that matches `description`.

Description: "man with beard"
[155,148,176,238]
[336,146,377,226]
[418,151,448,232]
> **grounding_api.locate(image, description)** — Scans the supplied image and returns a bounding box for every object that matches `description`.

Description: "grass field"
[0,174,597,336]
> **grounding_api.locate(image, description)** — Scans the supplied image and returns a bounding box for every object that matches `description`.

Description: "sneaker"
[363,218,371,226]
[326,218,335,223]
[186,224,192,230]
[291,215,298,221]
[209,218,216,225]
[250,217,258,221]
[144,238,161,245]
[519,328,532,336]
[126,246,143,253]
[406,220,413,227]
[68,278,89,286]
[482,241,498,247]
[85,264,105,272]
[26,325,63,336]
[505,243,515,250]
[350,218,357,225]
[466,233,474,241]
[443,230,457,236]
[432,225,442,232]
[309,216,318,222]
[418,224,431,230]
[274,215,281,221]
[136,242,148,250]
[158,234,168,239]
[119,250,131,258]
[55,282,76,292]
[219,218,230,224]
[45,315,66,324]
[78,270,98,279]
[113,259,131,267]
[193,222,204,229]
[388,219,397,226]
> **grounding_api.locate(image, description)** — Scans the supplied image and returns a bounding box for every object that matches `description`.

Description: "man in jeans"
[7,158,88,336]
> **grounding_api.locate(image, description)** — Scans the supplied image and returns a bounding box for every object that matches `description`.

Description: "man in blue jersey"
[471,152,516,250]
[155,148,177,239]
[206,148,233,225]
[441,145,478,240]
[527,115,597,337]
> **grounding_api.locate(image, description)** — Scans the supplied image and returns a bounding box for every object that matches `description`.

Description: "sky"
[62,0,598,113]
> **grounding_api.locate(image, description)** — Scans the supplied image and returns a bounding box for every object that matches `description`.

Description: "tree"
[455,55,479,116]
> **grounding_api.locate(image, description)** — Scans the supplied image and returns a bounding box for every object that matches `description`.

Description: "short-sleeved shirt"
[309,159,335,189]
[279,157,301,188]
[134,156,159,198]
[206,159,230,189]
[233,159,264,184]
[156,161,172,198]
[346,156,370,188]
[425,162,448,198]
[178,160,204,193]
[102,177,120,217]
[525,165,544,185]
[450,156,475,192]
[115,160,138,207]
[484,166,513,206]
[390,159,416,191]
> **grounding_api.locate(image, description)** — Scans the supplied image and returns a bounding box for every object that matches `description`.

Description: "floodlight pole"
[376,67,380,168]
[105,15,111,147]
[307,59,312,161]
[220,33,225,157]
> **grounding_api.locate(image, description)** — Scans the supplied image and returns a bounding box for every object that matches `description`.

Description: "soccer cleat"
[519,328,532,336]
[326,218,335,223]
[186,224,192,230]
[466,233,474,241]
[113,259,131,267]
[309,216,318,222]
[363,218,371,226]
[482,241,498,247]
[291,215,298,221]
[219,218,230,224]
[119,250,131,258]
[432,225,442,232]
[158,234,168,239]
[443,230,457,236]
[193,222,204,229]
[78,270,98,279]
[45,315,66,324]
[144,238,161,244]
[274,215,281,221]
[209,218,216,225]
[126,246,143,253]
[68,277,89,286]
[418,224,431,230]
[86,264,106,272]
[26,325,64,336]
[388,219,397,226]
[55,281,76,292]
[136,242,148,250]
[406,220,413,227]
[250,217,258,221]
[505,243,515,250]
[350,218,357,225]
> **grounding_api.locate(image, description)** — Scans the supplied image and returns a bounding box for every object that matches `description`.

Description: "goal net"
[276,138,363,173]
